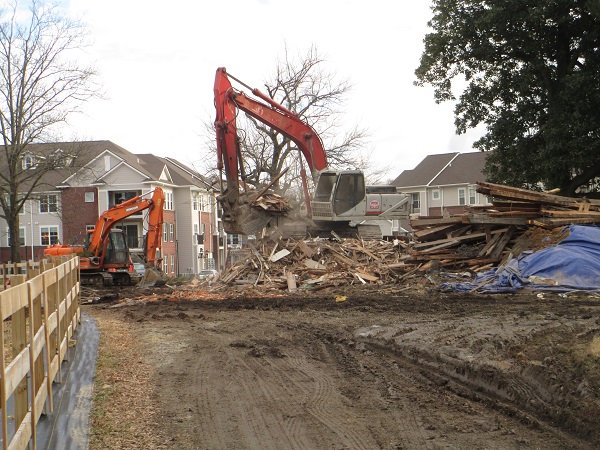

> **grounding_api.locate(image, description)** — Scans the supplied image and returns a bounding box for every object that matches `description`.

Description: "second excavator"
[44,188,167,286]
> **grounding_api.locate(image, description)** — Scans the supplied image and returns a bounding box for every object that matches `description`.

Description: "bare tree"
[0,0,99,262]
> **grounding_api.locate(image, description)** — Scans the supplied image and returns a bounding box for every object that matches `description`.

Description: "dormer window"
[53,148,74,168]
[22,154,35,169]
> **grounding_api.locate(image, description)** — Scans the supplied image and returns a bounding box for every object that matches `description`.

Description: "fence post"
[0,287,7,450]
[9,274,28,445]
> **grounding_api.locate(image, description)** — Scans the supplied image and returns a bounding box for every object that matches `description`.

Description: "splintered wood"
[216,237,405,291]
[408,181,600,272]
[212,182,600,292]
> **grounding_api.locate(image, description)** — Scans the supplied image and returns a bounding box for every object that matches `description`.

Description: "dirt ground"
[85,285,600,450]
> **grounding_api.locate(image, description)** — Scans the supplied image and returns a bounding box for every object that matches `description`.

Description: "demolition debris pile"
[210,182,600,291]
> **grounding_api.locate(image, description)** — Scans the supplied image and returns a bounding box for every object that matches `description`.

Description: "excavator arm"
[214,67,328,180]
[214,67,328,234]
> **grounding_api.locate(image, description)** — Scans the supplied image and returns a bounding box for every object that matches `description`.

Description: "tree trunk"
[9,213,21,263]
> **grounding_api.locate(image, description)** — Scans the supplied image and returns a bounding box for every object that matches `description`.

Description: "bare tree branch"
[0,0,100,261]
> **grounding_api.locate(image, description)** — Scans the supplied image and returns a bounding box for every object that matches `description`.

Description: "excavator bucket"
[138,267,169,288]
[222,203,274,236]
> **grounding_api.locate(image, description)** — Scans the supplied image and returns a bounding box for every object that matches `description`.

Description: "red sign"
[369,200,380,210]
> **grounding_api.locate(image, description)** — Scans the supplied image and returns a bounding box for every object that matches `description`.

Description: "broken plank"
[354,271,378,282]
[410,216,464,228]
[413,228,509,250]
[478,232,502,257]
[540,209,600,218]
[467,214,530,225]
[489,226,517,260]
[270,249,291,262]
[297,240,315,258]
[286,272,297,292]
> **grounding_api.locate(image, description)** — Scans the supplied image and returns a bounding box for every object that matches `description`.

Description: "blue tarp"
[440,225,600,293]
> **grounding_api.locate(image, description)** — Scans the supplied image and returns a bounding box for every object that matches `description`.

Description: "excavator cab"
[312,170,366,219]
[83,229,128,266]
[101,230,129,266]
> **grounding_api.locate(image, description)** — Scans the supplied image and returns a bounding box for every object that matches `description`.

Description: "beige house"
[392,151,491,217]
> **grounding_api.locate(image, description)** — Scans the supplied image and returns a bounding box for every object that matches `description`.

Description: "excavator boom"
[213,67,411,238]
[214,67,330,235]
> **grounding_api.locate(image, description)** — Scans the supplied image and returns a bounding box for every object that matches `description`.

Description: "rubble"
[207,182,600,293]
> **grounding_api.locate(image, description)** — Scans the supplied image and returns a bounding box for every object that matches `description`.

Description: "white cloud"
[64,0,482,177]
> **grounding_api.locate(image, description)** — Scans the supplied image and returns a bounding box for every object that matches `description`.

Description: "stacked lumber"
[476,182,600,228]
[408,181,600,271]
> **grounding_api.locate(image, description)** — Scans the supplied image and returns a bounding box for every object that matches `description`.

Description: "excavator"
[214,67,411,237]
[44,188,167,286]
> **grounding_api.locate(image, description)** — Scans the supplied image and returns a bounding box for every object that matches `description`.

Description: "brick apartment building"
[0,141,222,275]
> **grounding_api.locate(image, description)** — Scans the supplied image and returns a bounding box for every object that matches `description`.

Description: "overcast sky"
[65,0,482,180]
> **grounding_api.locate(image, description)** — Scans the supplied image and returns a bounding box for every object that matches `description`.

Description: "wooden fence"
[0,256,80,450]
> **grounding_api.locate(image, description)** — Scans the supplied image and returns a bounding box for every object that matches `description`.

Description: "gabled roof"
[1,140,213,192]
[392,151,489,188]
[134,154,208,188]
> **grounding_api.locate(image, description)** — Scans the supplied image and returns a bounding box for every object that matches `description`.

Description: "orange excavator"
[44,188,167,286]
[214,67,410,237]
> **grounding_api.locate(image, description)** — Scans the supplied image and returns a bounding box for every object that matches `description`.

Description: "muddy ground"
[85,286,600,449]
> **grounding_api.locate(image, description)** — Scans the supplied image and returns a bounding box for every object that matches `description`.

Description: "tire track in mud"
[282,351,376,449]
[121,298,599,449]
[285,320,594,450]
[281,323,432,449]
[224,325,380,449]
[352,336,595,449]
[175,318,372,449]
[187,325,303,450]
[183,316,426,449]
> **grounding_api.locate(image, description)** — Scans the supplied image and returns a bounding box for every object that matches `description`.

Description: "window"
[18,197,27,215]
[86,225,95,232]
[40,194,58,213]
[85,192,95,202]
[432,190,440,201]
[411,193,420,212]
[193,223,199,235]
[7,227,26,246]
[169,223,174,241]
[469,187,476,205]
[40,226,59,245]
[458,188,466,206]
[192,193,198,211]
[163,256,169,274]
[117,224,139,249]
[114,191,136,205]
[164,191,173,210]
[227,234,240,246]
[22,154,35,169]
[170,254,175,274]
[163,223,168,242]
[53,149,74,168]
[200,193,209,212]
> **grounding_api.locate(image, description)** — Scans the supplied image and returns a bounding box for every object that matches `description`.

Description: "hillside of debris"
[202,182,600,294]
